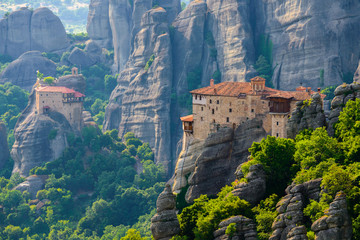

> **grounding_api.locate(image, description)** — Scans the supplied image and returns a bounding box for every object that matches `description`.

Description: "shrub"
[144,54,155,71]
[48,129,58,140]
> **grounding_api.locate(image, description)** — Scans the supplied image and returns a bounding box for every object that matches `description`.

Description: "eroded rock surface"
[328,82,360,136]
[151,184,180,240]
[287,92,326,138]
[231,164,266,206]
[14,175,48,199]
[312,191,352,240]
[270,178,322,240]
[0,51,57,91]
[214,216,258,240]
[0,7,68,59]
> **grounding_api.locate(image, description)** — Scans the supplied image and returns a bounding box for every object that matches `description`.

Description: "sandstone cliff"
[0,51,57,91]
[172,119,267,202]
[0,7,69,59]
[0,122,9,170]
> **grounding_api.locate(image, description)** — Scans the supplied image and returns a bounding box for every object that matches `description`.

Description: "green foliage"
[319,69,325,86]
[307,231,315,240]
[187,67,202,91]
[212,70,221,84]
[321,85,336,101]
[105,74,118,94]
[44,76,55,85]
[254,55,273,88]
[225,223,236,238]
[144,55,155,71]
[178,185,252,240]
[249,136,296,195]
[67,32,89,43]
[205,31,215,47]
[48,129,58,140]
[257,35,273,66]
[42,52,60,63]
[181,2,187,11]
[303,199,328,222]
[342,71,354,84]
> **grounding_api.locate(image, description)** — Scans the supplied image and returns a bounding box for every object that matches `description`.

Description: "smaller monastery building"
[35,86,85,130]
[181,77,322,140]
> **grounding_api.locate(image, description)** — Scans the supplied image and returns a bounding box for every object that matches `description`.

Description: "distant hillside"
[0,0,89,33]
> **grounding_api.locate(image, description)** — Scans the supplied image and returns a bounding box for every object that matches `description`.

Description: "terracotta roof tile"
[180,115,193,122]
[36,86,85,97]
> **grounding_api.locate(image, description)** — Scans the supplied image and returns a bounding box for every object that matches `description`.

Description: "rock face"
[287,93,326,138]
[260,0,360,90]
[312,191,352,240]
[172,119,267,202]
[328,82,360,136]
[104,7,173,171]
[270,178,322,240]
[231,164,266,206]
[14,175,48,199]
[55,74,86,94]
[213,216,258,240]
[151,184,180,240]
[11,111,72,177]
[0,51,56,91]
[0,122,9,169]
[68,47,97,67]
[0,7,69,59]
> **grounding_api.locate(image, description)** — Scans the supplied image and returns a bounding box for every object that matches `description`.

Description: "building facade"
[35,86,85,130]
[181,77,321,140]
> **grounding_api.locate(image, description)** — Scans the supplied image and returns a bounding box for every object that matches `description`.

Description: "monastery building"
[181,77,322,139]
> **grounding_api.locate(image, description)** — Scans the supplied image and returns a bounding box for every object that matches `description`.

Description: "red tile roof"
[190,82,319,101]
[180,115,193,122]
[36,86,85,97]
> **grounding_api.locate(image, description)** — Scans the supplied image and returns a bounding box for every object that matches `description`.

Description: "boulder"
[151,184,180,240]
[68,47,97,68]
[214,215,257,240]
[55,73,86,94]
[14,175,48,199]
[0,51,56,91]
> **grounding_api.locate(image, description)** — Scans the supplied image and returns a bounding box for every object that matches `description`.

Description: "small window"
[251,109,254,113]
[276,122,279,126]
[201,117,204,121]
[276,133,279,137]
[210,99,212,104]
[195,95,197,100]
[216,107,218,110]
[42,101,44,103]
[212,109,215,114]
[200,96,202,100]
[226,117,229,122]
[229,102,232,106]
[217,100,220,104]
[229,108,232,113]
[201,107,204,111]
[213,119,216,123]
[262,101,264,104]
[40,94,43,96]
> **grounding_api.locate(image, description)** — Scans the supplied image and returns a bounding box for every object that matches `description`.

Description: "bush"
[144,55,155,71]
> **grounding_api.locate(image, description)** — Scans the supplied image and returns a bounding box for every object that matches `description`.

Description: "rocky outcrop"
[231,164,266,206]
[312,191,352,240]
[0,122,9,169]
[14,175,48,199]
[328,82,360,136]
[214,216,258,240]
[260,0,360,90]
[172,119,267,202]
[104,7,173,171]
[151,184,180,240]
[0,51,57,91]
[87,0,113,48]
[270,178,322,240]
[55,74,86,94]
[354,61,360,83]
[287,93,326,138]
[0,7,69,59]
[68,47,97,67]
[11,111,72,177]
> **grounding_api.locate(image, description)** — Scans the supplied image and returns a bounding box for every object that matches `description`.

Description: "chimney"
[210,79,215,87]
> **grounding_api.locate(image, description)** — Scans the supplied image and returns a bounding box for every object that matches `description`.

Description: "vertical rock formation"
[0,122,9,170]
[151,184,180,240]
[87,0,113,48]
[206,0,255,82]
[287,93,326,139]
[172,119,267,202]
[270,179,322,240]
[0,51,57,91]
[213,216,258,240]
[260,0,360,90]
[104,7,173,170]
[312,191,352,240]
[0,7,69,59]
[328,82,360,136]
